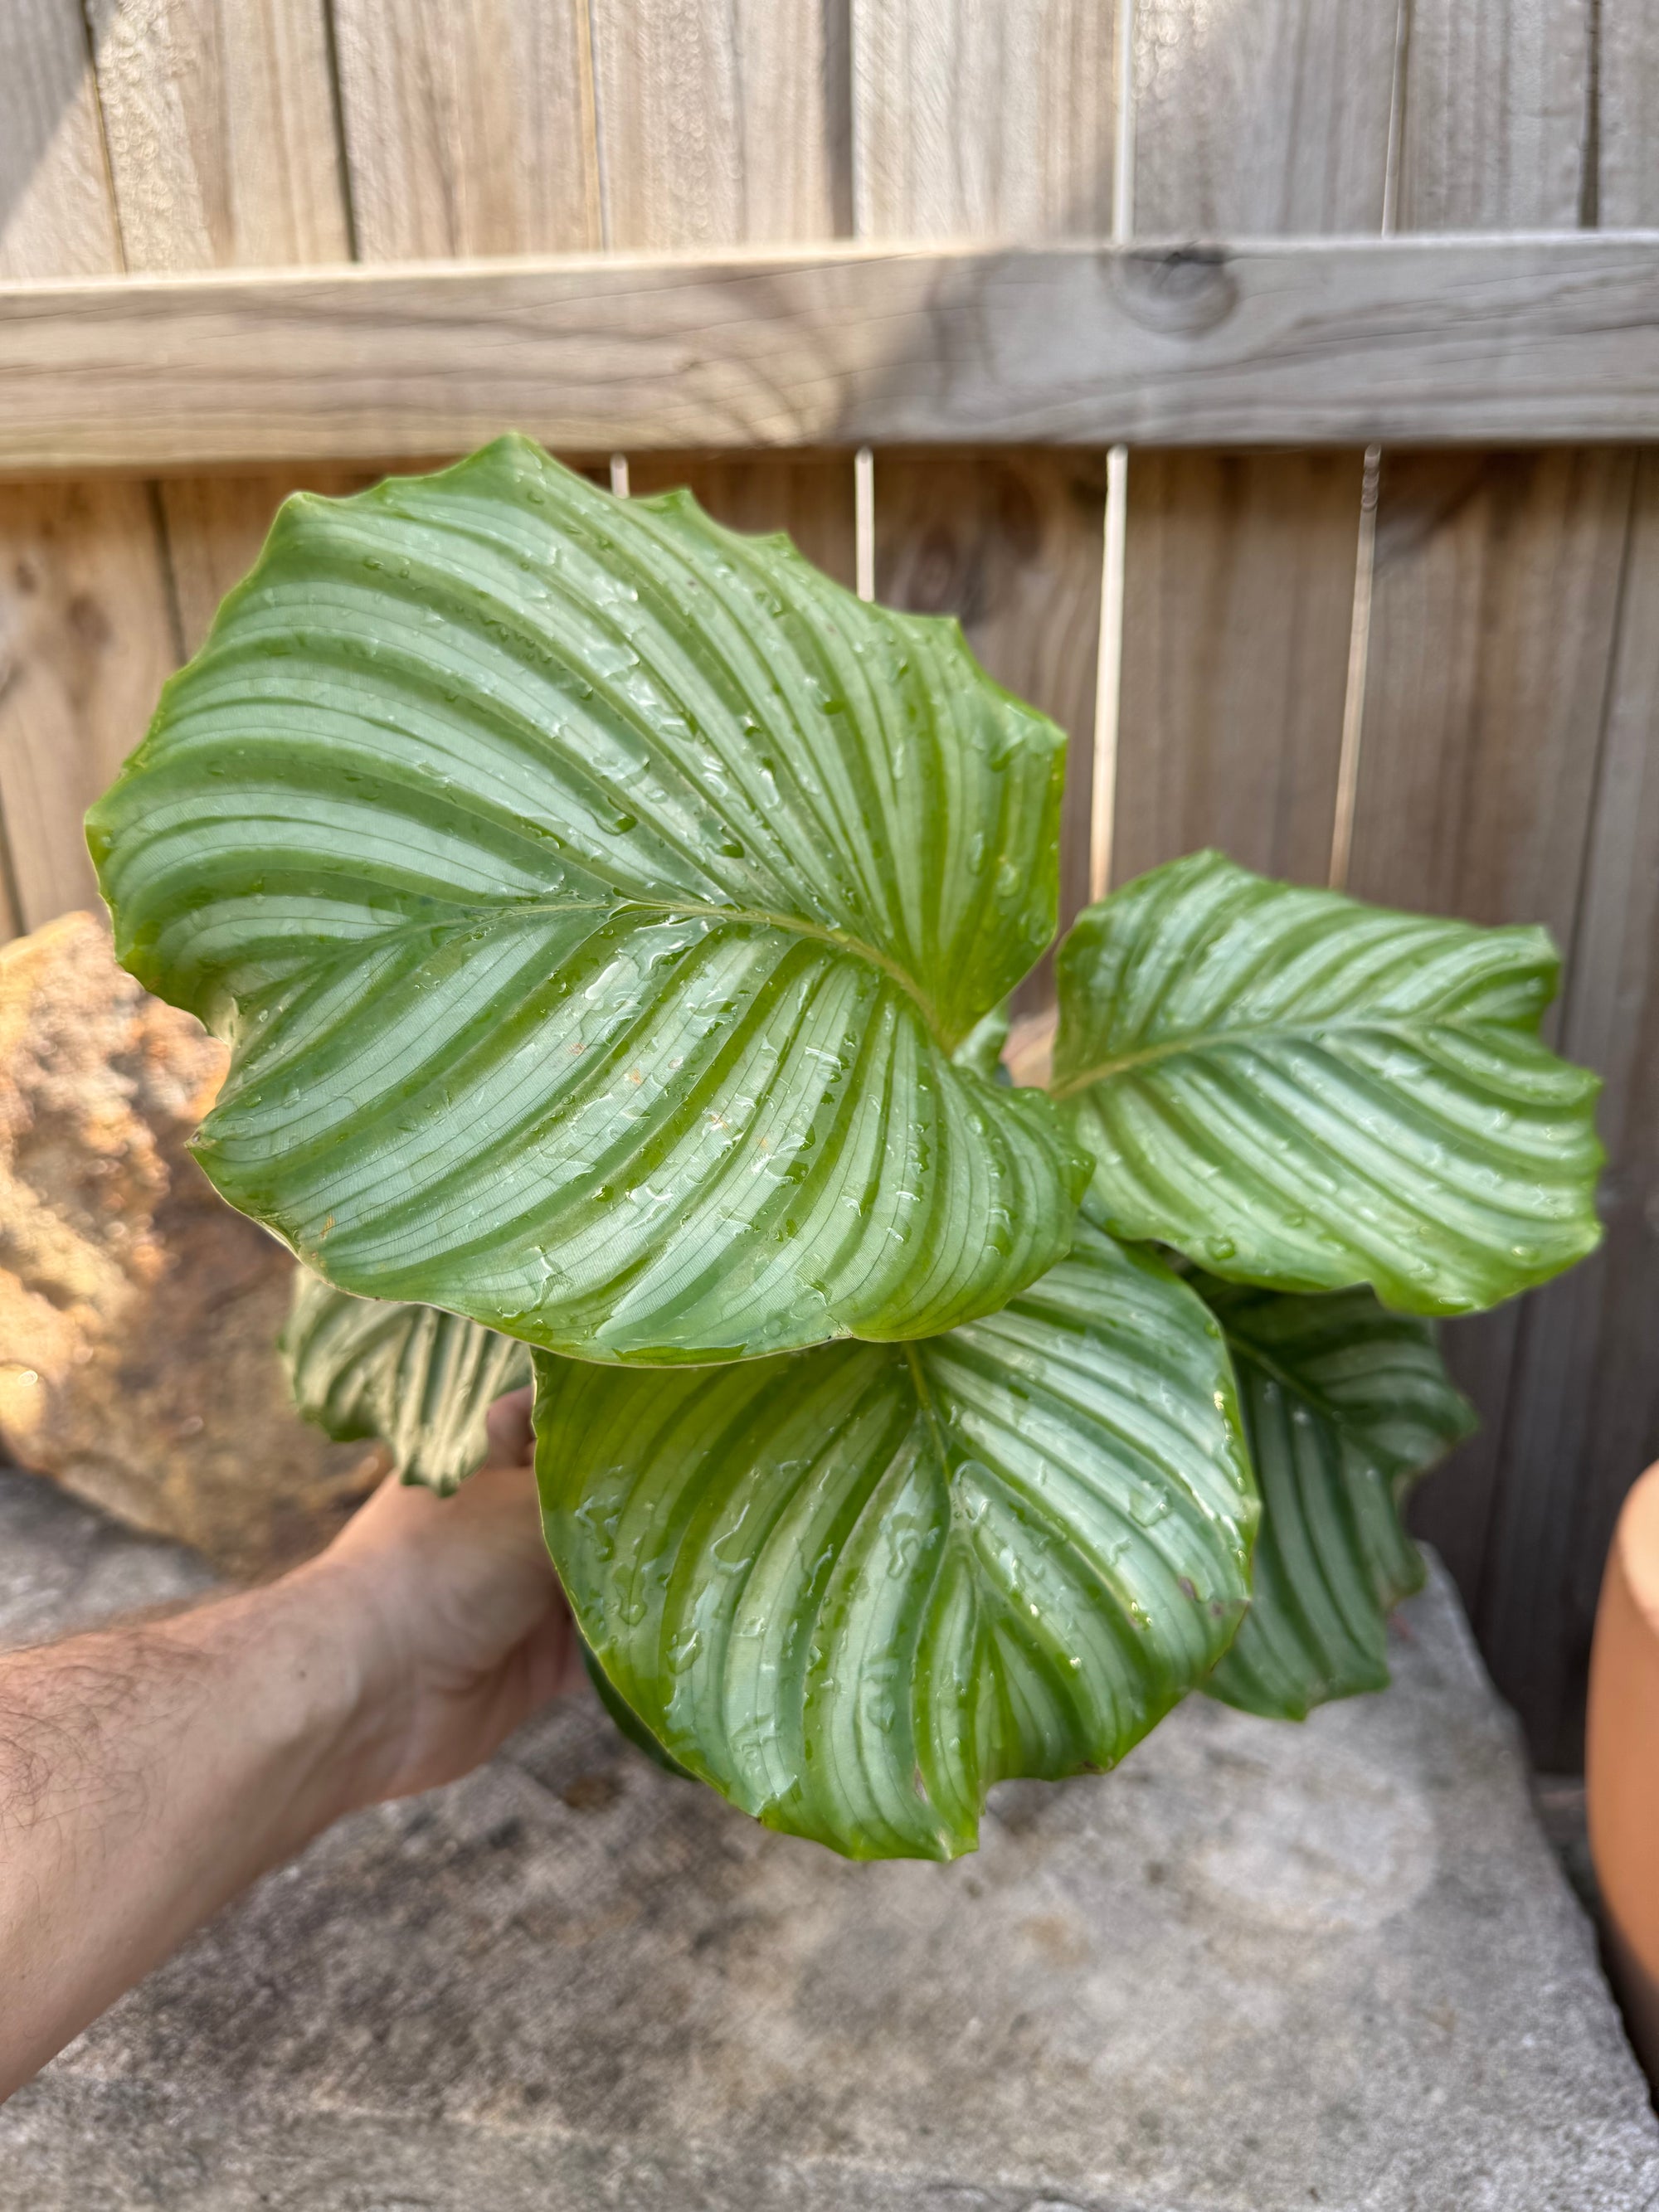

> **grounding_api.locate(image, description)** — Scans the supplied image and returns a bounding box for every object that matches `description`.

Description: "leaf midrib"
[1048,1013,1510,1100]
[309,891,960,1049]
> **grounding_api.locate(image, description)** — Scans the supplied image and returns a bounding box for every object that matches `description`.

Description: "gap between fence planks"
[7,233,1659,472]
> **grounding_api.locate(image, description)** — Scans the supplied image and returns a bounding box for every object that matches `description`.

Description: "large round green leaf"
[535,1223,1257,1860]
[89,437,1085,1364]
[1198,1278,1477,1719]
[282,1270,531,1493]
[1052,851,1602,1315]
[577,1638,695,1778]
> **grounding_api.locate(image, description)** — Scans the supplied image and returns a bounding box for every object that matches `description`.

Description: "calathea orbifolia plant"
[88,437,1602,1860]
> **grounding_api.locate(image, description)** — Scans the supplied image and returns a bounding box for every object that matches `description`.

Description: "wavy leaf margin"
[1052,850,1603,1317]
[535,1223,1258,1860]
[90,437,1087,1366]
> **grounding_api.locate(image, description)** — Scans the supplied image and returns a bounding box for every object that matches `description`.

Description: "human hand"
[303,1387,585,1808]
[0,1387,586,2095]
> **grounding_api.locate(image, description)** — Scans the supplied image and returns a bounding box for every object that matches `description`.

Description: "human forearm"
[0,1564,367,2096]
[0,1405,572,2099]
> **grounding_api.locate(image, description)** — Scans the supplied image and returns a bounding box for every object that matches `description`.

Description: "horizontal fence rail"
[5,233,1659,472]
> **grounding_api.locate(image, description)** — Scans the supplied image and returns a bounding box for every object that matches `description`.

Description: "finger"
[484,1385,535,1468]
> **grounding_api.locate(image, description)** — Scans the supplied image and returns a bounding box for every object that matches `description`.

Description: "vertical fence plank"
[1347,446,1630,949]
[1345,2,1611,1756]
[1115,0,1394,888]
[852,0,1115,1003]
[81,1,362,805]
[322,2,602,625]
[1435,6,1659,1767]
[86,0,350,269]
[1112,452,1364,885]
[146,2,596,659]
[1600,6,1659,229]
[0,3,124,280]
[0,482,179,929]
[1396,0,1590,231]
[0,2,177,937]
[1486,455,1659,1766]
[1134,0,1399,235]
[331,0,600,259]
[590,0,841,249]
[874,447,1107,948]
[0,0,115,931]
[584,2,852,788]
[852,0,1113,238]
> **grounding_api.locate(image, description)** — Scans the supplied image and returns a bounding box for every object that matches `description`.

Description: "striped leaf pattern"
[536,1223,1257,1861]
[578,1640,694,1779]
[1052,852,1603,1316]
[90,437,1084,1364]
[1199,1278,1477,1719]
[282,1269,531,1493]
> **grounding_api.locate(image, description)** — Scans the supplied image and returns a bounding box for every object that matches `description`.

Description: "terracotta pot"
[1588,1459,1659,2082]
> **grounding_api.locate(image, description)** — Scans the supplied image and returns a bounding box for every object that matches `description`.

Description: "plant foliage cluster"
[90,439,1601,1859]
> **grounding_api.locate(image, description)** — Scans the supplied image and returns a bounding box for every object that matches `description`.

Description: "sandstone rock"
[2,1466,1655,2211]
[1005,1004,1056,1088]
[0,912,382,1578]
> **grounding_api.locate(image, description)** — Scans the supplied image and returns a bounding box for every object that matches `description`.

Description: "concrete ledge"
[2,1467,1655,2210]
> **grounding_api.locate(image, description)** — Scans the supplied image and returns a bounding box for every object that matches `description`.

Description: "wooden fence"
[2,0,1654,1770]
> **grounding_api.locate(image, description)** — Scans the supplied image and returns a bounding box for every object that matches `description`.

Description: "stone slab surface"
[1,1466,1656,2212]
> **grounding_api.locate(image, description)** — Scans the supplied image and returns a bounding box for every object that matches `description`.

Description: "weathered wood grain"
[331,0,599,259]
[1354,2,1608,1756]
[70,0,363,964]
[1399,0,1591,231]
[0,0,176,936]
[1361,0,1593,935]
[1355,433,1598,1610]
[1134,0,1399,235]
[8,235,1659,473]
[1117,0,1394,896]
[582,4,850,548]
[0,479,178,926]
[1483,450,1659,1767]
[873,447,1106,961]
[851,0,1115,241]
[1113,450,1362,883]
[1347,446,1633,946]
[852,2,1114,1005]
[1479,449,1659,1766]
[1414,2,1659,1766]
[1600,2,1659,231]
[0,0,121,930]
[585,0,849,817]
[1552,0,1659,1756]
[86,0,350,271]
[0,2,124,280]
[590,0,841,250]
